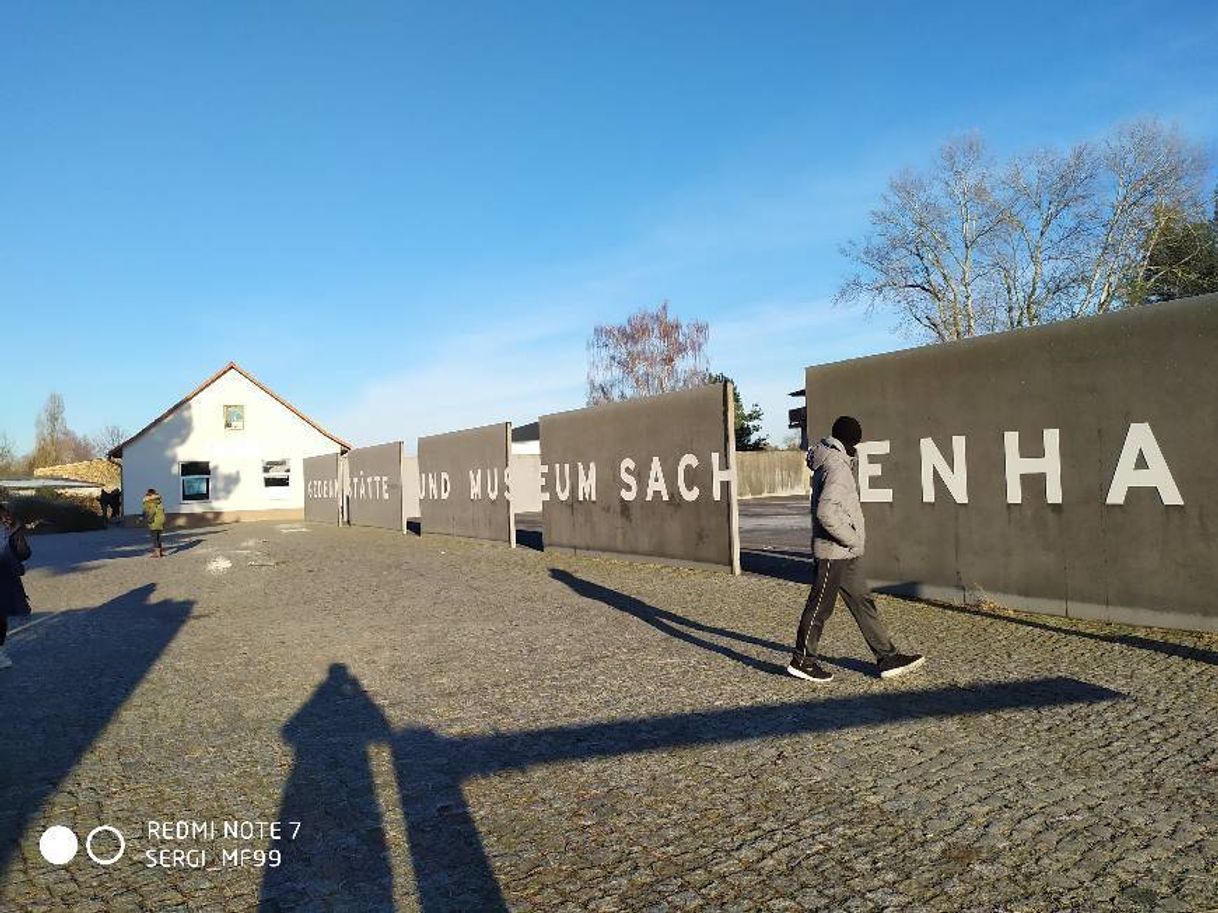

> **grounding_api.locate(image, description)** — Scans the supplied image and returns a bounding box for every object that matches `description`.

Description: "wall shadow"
[391,728,510,913]
[0,584,194,880]
[740,547,816,585]
[916,595,1218,668]
[550,568,787,674]
[32,527,224,577]
[513,528,543,551]
[264,669,1122,912]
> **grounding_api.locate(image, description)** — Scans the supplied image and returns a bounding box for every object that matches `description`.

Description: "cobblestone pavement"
[1,520,1215,912]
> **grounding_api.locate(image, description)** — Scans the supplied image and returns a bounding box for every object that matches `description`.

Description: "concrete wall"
[509,453,543,514]
[736,450,810,499]
[540,383,740,572]
[418,423,514,544]
[804,292,1218,633]
[303,453,341,524]
[120,368,341,519]
[346,442,405,531]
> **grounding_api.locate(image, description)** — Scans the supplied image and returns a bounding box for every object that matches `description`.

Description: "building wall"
[804,292,1218,633]
[509,453,543,513]
[403,455,421,520]
[736,450,810,499]
[121,370,341,518]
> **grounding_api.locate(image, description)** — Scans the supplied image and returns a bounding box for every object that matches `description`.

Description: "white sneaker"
[0,650,12,670]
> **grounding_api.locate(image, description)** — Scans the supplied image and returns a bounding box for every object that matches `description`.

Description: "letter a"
[645,457,670,501]
[1106,422,1183,506]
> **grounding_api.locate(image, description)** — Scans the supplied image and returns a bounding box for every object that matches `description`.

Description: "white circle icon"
[85,826,126,866]
[39,826,79,865]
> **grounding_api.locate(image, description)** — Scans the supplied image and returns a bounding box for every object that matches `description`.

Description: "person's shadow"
[259,664,394,913]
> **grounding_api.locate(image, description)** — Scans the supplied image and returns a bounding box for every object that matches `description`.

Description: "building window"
[262,459,290,488]
[224,405,245,431]
[181,461,211,501]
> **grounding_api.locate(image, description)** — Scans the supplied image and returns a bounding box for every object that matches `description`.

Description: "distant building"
[109,362,350,526]
[511,421,540,455]
[789,388,807,450]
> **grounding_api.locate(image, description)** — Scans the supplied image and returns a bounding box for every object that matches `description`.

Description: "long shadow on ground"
[30,528,224,578]
[923,598,1218,667]
[550,567,788,674]
[0,584,194,880]
[263,666,1123,912]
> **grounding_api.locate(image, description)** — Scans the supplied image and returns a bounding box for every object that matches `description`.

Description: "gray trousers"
[794,557,896,661]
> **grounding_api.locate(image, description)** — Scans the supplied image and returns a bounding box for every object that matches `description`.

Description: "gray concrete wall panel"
[804,292,1218,632]
[302,453,341,524]
[346,442,405,531]
[418,423,514,543]
[540,383,740,572]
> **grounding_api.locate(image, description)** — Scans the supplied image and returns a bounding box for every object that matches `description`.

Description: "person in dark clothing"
[788,416,925,684]
[0,503,32,670]
[142,489,165,558]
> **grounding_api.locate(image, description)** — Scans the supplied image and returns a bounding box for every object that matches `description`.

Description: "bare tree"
[30,393,92,469]
[1076,119,1209,317]
[90,424,129,458]
[839,119,1210,341]
[0,432,19,475]
[587,302,710,404]
[993,144,1095,328]
[837,135,1009,341]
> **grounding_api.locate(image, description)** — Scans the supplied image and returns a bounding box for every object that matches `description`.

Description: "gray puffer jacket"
[807,437,865,560]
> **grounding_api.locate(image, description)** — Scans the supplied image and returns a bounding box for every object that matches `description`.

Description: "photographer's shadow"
[259,664,394,913]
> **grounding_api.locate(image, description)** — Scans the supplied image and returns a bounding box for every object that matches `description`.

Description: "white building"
[110,362,350,525]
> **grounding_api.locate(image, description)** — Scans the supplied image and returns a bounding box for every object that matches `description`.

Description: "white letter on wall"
[856,441,893,503]
[539,464,549,502]
[577,462,596,502]
[1106,422,1183,506]
[677,453,700,501]
[920,436,968,504]
[619,458,638,501]
[645,457,670,501]
[1004,429,1062,504]
[440,471,451,500]
[469,469,481,500]
[711,452,734,502]
[554,463,571,502]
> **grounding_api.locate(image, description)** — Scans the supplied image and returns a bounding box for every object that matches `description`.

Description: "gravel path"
[1,521,1215,912]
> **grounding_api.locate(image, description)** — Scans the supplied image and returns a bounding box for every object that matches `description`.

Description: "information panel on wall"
[417,422,514,544]
[346,441,405,531]
[803,292,1218,633]
[303,453,341,524]
[540,382,740,572]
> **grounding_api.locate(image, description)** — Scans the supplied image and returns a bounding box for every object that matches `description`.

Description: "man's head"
[831,415,863,457]
[0,502,13,528]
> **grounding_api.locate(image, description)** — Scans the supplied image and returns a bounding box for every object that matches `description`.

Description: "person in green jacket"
[142,489,166,558]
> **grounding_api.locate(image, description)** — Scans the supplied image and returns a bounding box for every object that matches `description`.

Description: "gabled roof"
[108,361,352,458]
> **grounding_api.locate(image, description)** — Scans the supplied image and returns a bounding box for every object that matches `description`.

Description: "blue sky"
[2,0,1216,453]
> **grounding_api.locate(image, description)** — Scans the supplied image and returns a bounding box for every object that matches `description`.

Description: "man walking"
[788,416,925,683]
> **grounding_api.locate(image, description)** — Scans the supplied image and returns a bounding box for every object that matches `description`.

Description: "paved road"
[516,495,812,552]
[1,521,1215,912]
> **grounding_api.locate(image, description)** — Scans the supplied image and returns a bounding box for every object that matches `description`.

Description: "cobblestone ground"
[0,520,1215,913]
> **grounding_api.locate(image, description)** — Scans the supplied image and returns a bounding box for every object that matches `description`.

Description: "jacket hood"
[808,437,852,471]
[143,493,162,503]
